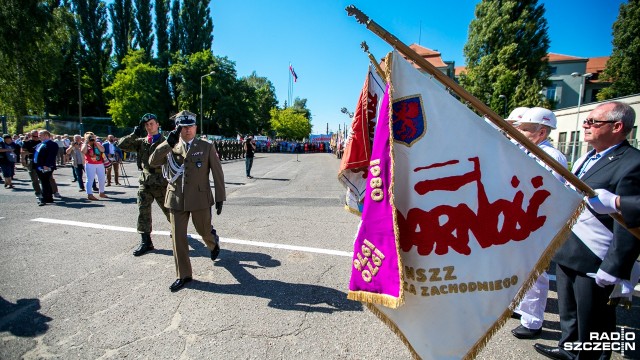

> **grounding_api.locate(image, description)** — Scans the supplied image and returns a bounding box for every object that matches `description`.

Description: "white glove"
[586,189,618,214]
[590,269,620,288]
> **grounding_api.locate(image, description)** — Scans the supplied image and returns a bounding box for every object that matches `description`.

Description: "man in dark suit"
[149,110,226,292]
[33,130,59,206]
[534,101,640,360]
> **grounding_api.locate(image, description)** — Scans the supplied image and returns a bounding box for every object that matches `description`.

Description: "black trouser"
[27,160,42,196]
[36,169,53,202]
[73,164,85,190]
[556,264,615,360]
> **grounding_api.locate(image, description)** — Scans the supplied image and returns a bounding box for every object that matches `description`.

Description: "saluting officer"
[149,110,226,292]
[117,113,171,256]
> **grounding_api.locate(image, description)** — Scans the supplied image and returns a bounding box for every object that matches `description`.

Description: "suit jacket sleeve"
[619,195,640,229]
[600,155,640,279]
[149,141,172,167]
[208,141,226,202]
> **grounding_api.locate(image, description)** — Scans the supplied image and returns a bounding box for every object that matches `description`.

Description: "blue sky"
[210,0,625,135]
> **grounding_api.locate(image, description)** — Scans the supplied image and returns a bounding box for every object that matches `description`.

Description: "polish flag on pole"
[348,50,584,359]
[289,63,298,82]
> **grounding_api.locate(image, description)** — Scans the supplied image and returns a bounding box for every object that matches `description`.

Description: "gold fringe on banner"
[343,205,362,217]
[463,200,586,360]
[347,291,403,309]
[365,302,420,360]
[386,51,405,308]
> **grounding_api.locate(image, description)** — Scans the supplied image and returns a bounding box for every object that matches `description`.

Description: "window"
[590,89,600,103]
[558,132,567,154]
[549,66,557,75]
[546,87,556,100]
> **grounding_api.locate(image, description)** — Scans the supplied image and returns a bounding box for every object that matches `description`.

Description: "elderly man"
[509,107,568,340]
[22,130,43,199]
[33,130,59,206]
[149,110,226,292]
[534,101,640,360]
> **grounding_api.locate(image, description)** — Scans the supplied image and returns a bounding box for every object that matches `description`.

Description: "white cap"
[515,107,557,129]
[505,107,530,123]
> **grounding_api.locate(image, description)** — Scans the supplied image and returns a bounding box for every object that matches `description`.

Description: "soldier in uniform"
[149,110,226,292]
[117,113,171,256]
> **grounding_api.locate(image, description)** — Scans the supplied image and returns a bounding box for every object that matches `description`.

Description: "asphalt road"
[0,153,637,359]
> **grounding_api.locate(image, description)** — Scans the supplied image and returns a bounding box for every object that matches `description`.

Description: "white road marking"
[31,218,353,257]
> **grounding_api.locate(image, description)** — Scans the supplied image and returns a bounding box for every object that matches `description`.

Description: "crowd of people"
[0,130,126,205]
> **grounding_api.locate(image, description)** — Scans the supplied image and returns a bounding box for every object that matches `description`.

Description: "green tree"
[47,1,82,117]
[270,107,312,140]
[461,0,551,111]
[155,0,169,67]
[109,0,134,66]
[597,0,640,100]
[169,50,253,136]
[180,0,213,55]
[133,0,153,58]
[0,0,70,132]
[242,72,278,134]
[74,0,112,116]
[105,50,165,127]
[154,0,173,122]
[291,97,312,120]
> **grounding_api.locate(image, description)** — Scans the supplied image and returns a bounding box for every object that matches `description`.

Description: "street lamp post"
[200,71,215,137]
[570,72,592,165]
[498,94,507,118]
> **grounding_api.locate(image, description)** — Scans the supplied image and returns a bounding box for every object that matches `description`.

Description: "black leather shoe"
[510,312,521,320]
[169,277,192,292]
[533,343,576,360]
[512,325,541,339]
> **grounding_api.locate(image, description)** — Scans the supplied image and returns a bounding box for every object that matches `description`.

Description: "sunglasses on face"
[583,118,618,126]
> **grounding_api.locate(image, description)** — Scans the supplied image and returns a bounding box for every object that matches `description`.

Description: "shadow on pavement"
[191,250,362,313]
[0,297,52,337]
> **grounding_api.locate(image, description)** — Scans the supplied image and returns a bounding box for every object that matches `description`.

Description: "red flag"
[289,64,298,82]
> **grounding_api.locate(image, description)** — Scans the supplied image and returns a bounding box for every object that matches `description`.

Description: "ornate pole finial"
[345,5,369,24]
[360,41,369,53]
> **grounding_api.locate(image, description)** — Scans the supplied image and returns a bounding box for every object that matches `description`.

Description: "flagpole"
[361,41,385,81]
[345,5,640,239]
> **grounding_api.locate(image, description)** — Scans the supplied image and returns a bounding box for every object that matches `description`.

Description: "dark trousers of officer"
[36,169,53,202]
[170,208,217,279]
[556,264,615,360]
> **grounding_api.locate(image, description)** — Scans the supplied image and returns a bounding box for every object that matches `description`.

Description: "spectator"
[66,135,85,192]
[33,130,59,206]
[0,134,19,189]
[81,132,107,200]
[103,134,120,186]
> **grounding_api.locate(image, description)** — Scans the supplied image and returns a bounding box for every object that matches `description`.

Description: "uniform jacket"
[149,138,225,212]
[619,195,640,228]
[553,140,640,279]
[117,133,167,187]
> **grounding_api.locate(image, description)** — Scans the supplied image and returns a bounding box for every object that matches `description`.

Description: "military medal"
[196,160,202,168]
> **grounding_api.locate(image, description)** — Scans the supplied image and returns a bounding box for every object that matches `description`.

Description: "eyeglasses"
[583,118,618,126]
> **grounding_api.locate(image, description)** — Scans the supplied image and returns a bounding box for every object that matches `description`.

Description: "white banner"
[371,51,583,360]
